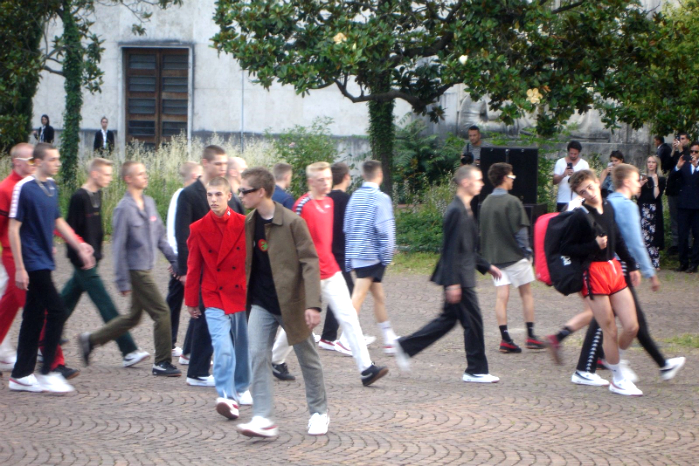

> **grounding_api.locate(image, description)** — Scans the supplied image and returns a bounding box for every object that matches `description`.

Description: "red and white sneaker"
[237,416,279,438]
[318,339,335,351]
[216,397,239,420]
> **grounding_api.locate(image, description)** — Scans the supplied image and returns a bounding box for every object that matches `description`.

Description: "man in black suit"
[666,132,691,255]
[93,117,115,153]
[669,141,699,273]
[394,165,502,383]
[175,145,235,386]
[656,135,673,174]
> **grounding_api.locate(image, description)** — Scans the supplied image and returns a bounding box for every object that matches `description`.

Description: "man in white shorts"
[479,163,544,353]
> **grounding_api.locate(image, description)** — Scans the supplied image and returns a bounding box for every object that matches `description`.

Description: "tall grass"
[0,133,279,236]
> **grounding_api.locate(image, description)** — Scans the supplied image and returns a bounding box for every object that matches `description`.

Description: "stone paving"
[1,246,698,465]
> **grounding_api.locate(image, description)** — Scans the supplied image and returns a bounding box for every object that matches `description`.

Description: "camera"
[461,152,474,166]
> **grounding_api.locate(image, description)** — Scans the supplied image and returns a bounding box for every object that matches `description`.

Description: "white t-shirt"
[554,158,589,204]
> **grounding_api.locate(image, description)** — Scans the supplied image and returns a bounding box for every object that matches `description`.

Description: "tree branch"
[553,1,586,14]
[43,65,64,76]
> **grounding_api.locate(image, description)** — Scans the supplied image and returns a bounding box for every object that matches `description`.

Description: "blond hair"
[306,161,331,178]
[88,157,114,173]
[612,163,639,191]
[178,161,201,182]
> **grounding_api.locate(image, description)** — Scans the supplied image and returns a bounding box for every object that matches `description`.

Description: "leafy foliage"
[267,117,340,198]
[393,115,461,204]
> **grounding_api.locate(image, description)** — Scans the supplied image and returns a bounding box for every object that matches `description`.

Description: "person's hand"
[595,235,608,249]
[78,247,95,270]
[565,168,574,177]
[640,177,648,187]
[80,243,94,256]
[188,306,201,319]
[120,290,131,296]
[179,274,187,284]
[445,285,461,304]
[489,265,503,280]
[673,139,680,151]
[649,274,661,292]
[304,308,321,330]
[677,155,687,169]
[15,269,29,290]
[630,270,641,287]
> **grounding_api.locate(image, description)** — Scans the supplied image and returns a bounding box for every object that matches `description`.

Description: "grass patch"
[661,334,699,348]
[391,251,439,275]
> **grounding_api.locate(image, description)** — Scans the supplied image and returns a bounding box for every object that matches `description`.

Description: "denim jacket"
[606,192,655,278]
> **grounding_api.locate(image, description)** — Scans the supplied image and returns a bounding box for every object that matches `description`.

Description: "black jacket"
[36,125,54,144]
[431,196,491,288]
[657,143,673,174]
[175,179,242,274]
[669,162,699,210]
[93,129,115,152]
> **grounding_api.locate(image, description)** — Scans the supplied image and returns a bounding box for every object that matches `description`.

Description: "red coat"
[185,209,247,314]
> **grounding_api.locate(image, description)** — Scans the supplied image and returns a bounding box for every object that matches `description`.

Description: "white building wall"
[31,0,411,147]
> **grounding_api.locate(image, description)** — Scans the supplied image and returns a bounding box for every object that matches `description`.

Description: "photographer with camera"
[552,141,589,212]
[666,132,691,256]
[669,141,699,273]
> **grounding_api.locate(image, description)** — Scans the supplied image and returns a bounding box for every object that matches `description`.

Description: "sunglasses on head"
[14,157,35,165]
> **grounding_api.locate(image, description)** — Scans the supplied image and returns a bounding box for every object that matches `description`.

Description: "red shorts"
[582,259,627,297]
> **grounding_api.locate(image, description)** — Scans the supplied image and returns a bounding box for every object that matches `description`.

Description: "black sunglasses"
[238,187,259,196]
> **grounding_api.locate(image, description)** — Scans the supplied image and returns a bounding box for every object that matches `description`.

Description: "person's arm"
[375,195,396,265]
[111,205,131,294]
[439,207,461,287]
[154,205,177,265]
[93,132,100,151]
[66,191,85,235]
[55,217,94,269]
[290,216,322,313]
[175,191,193,274]
[8,219,28,289]
[552,160,569,186]
[184,228,204,318]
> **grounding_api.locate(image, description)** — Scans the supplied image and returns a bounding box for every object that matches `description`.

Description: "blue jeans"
[204,308,250,401]
[248,305,327,420]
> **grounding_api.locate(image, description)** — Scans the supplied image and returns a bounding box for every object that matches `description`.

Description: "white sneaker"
[383,337,400,356]
[8,374,43,393]
[123,350,150,367]
[36,372,75,394]
[178,354,190,365]
[364,334,377,346]
[215,397,239,420]
[609,378,643,396]
[0,358,15,372]
[186,375,215,387]
[237,416,279,438]
[619,360,639,383]
[571,371,609,387]
[307,412,330,436]
[462,373,500,383]
[313,333,321,343]
[237,390,253,406]
[171,347,183,358]
[318,339,335,351]
[660,357,686,381]
[393,340,411,372]
[333,340,353,357]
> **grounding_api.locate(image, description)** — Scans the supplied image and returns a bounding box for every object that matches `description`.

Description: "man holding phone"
[552,140,590,212]
[669,141,699,273]
[666,132,691,256]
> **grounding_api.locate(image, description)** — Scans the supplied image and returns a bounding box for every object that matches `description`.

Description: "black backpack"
[543,207,595,296]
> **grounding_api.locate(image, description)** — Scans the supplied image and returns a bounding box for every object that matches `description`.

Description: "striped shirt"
[343,182,396,272]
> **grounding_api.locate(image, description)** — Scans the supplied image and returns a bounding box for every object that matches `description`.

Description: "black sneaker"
[272,363,296,381]
[55,365,80,380]
[77,332,92,366]
[499,340,522,353]
[361,363,389,387]
[152,361,182,377]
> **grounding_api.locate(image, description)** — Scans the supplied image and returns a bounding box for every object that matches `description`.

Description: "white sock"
[378,321,397,343]
[607,362,624,383]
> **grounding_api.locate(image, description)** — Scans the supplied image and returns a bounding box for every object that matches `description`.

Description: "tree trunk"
[368,74,395,195]
[60,2,83,191]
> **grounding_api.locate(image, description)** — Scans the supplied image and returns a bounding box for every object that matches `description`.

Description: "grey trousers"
[248,304,327,420]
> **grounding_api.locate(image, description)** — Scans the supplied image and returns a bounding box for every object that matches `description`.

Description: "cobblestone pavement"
[1,246,698,465]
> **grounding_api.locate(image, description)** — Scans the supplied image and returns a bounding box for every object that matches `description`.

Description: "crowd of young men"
[0,139,687,437]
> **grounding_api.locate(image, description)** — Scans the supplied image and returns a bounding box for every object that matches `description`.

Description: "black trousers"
[166,276,184,347]
[576,275,666,372]
[677,208,699,267]
[186,299,212,378]
[398,287,488,375]
[321,270,354,342]
[11,270,66,378]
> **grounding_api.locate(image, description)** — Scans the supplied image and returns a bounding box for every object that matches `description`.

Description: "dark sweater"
[328,189,350,263]
[559,202,638,271]
[66,188,103,267]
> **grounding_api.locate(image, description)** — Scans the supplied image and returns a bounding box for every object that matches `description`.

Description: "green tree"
[594,0,699,137]
[212,0,655,194]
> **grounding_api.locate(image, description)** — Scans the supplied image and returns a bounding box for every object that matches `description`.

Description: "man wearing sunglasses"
[479,163,544,354]
[669,142,699,273]
[0,144,36,374]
